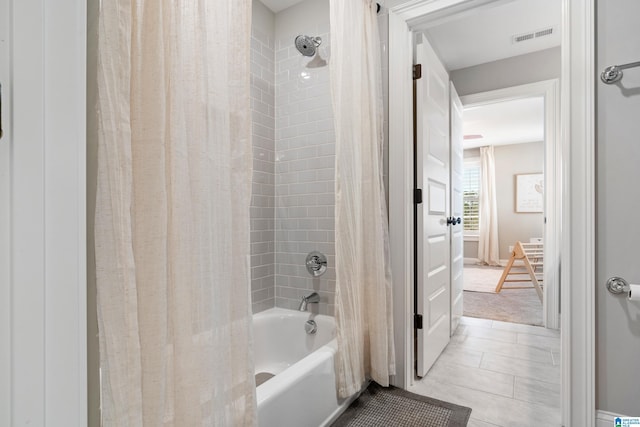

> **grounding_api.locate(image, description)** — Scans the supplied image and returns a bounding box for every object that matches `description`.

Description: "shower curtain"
[94,0,255,425]
[330,0,396,398]
[478,146,501,266]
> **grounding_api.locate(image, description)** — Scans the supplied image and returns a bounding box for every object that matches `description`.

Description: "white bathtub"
[253,308,353,427]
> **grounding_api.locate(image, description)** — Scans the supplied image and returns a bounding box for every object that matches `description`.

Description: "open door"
[450,83,464,332]
[415,35,451,377]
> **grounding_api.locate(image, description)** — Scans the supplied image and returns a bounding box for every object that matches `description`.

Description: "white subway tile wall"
[250,0,390,316]
[250,20,276,314]
[274,30,336,315]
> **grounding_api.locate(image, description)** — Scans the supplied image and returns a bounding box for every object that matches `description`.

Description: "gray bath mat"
[331,383,471,427]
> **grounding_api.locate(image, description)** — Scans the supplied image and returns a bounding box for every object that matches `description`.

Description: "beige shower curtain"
[478,145,501,266]
[94,0,255,425]
[330,0,396,398]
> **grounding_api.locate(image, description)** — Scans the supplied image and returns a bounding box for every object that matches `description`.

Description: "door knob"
[447,217,462,226]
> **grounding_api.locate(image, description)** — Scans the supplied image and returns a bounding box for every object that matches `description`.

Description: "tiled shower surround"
[273,29,336,314]
[250,0,388,315]
[250,0,335,314]
[250,3,276,314]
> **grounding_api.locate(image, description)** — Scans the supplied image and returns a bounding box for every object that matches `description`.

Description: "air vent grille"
[512,27,554,44]
[535,28,554,38]
[514,33,534,43]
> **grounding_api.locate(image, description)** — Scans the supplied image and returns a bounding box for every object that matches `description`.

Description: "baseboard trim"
[597,410,629,427]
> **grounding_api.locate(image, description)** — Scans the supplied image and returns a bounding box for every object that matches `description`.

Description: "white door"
[415,35,451,377]
[0,1,87,423]
[449,83,464,332]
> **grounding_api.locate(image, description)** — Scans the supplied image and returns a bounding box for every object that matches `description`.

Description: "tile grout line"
[414,375,560,427]
[469,417,504,427]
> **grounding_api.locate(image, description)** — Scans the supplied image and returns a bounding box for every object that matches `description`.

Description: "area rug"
[331,383,471,427]
[463,265,531,294]
[463,266,504,293]
[463,288,542,326]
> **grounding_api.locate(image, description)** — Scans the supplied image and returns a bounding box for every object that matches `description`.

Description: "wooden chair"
[495,241,543,302]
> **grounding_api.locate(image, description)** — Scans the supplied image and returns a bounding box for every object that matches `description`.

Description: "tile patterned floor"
[409,316,561,427]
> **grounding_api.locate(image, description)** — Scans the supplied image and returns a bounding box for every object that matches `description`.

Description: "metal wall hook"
[606,276,630,294]
[600,60,640,84]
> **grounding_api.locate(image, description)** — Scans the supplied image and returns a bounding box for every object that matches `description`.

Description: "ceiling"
[261,0,562,71]
[463,97,544,149]
[423,0,562,70]
[260,0,552,150]
[259,0,305,13]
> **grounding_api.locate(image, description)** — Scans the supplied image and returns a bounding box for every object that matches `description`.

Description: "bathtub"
[253,308,354,427]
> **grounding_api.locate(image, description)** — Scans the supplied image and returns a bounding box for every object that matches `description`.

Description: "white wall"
[494,142,544,259]
[596,0,640,415]
[463,142,544,260]
[451,47,561,97]
[453,49,556,262]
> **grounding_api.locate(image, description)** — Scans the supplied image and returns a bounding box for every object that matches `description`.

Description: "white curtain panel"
[330,0,396,398]
[478,146,501,266]
[95,0,256,425]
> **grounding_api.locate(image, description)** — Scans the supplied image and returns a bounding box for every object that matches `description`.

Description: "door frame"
[387,0,596,426]
[459,79,561,330]
[0,0,87,424]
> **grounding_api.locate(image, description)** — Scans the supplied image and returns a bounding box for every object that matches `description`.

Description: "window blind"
[463,160,480,233]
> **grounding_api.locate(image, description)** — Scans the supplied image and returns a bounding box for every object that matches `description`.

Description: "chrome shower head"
[295,35,321,57]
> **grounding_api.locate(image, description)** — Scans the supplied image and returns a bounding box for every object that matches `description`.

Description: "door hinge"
[414,314,423,329]
[414,188,423,204]
[413,64,422,80]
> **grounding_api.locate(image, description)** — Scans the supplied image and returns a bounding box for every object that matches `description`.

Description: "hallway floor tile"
[409,317,561,427]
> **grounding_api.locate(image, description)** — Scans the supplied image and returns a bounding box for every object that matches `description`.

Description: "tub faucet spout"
[298,292,320,311]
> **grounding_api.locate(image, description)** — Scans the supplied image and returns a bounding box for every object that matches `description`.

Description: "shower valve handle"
[305,251,328,277]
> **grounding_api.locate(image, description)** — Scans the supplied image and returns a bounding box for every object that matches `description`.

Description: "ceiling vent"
[512,27,554,44]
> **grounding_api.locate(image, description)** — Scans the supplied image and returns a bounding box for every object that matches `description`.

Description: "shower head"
[295,35,321,57]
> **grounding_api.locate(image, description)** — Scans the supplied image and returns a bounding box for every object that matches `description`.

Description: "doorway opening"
[459,80,561,331]
[406,0,563,425]
[461,95,546,327]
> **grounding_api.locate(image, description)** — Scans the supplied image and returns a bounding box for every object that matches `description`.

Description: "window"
[463,158,480,236]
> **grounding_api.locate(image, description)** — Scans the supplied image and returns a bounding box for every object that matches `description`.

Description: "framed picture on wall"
[515,173,544,213]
